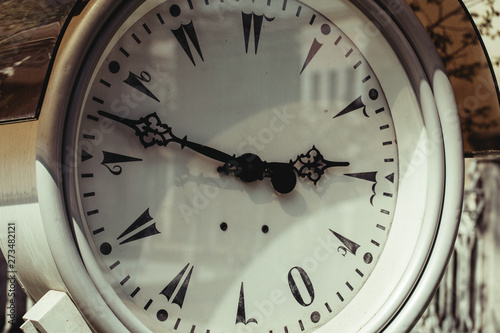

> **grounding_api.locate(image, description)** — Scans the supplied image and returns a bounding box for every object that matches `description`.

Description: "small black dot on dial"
[321,24,331,36]
[170,4,181,17]
[157,309,168,322]
[100,242,112,255]
[311,311,321,323]
[262,225,269,234]
[108,61,120,74]
[364,252,373,264]
[369,89,379,101]
[220,222,228,231]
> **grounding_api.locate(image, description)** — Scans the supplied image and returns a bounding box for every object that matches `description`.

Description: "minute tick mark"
[132,33,141,44]
[100,79,111,87]
[119,47,130,57]
[120,275,131,285]
[131,287,140,297]
[296,6,302,17]
[109,260,120,270]
[143,23,152,34]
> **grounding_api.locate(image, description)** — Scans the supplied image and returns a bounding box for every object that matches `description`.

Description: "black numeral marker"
[344,171,377,183]
[123,71,160,102]
[101,151,142,175]
[242,12,274,54]
[300,38,322,74]
[333,96,368,118]
[288,266,315,307]
[334,89,379,118]
[344,171,378,205]
[160,263,194,308]
[171,21,204,66]
[300,24,332,74]
[117,208,160,244]
[236,282,258,325]
[330,229,360,256]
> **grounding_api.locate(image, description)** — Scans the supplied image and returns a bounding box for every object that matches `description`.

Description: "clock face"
[65,0,414,332]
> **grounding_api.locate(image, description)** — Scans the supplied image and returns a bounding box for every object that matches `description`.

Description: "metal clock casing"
[0,0,463,332]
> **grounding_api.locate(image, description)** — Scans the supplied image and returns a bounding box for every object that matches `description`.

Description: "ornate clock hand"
[98,111,277,188]
[219,146,350,194]
[290,146,350,184]
[98,111,235,163]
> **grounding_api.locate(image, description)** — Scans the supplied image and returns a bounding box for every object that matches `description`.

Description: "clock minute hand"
[97,111,287,191]
[97,111,277,187]
[97,111,235,163]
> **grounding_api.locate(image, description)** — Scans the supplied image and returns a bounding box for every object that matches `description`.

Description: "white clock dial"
[64,0,426,332]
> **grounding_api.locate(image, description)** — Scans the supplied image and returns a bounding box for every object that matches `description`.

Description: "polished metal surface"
[407,0,500,157]
[0,0,77,123]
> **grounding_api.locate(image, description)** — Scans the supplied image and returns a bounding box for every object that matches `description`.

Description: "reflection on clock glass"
[71,0,399,331]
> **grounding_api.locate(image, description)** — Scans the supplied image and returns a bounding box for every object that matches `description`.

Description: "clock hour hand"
[218,146,350,194]
[289,146,350,184]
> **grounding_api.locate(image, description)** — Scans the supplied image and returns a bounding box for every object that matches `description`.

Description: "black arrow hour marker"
[171,21,204,66]
[160,263,194,309]
[123,71,160,102]
[330,229,360,256]
[344,172,378,206]
[81,150,93,162]
[117,208,160,244]
[344,172,377,183]
[242,12,275,54]
[101,151,142,176]
[385,173,394,183]
[300,24,331,74]
[236,282,258,325]
[334,96,368,118]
